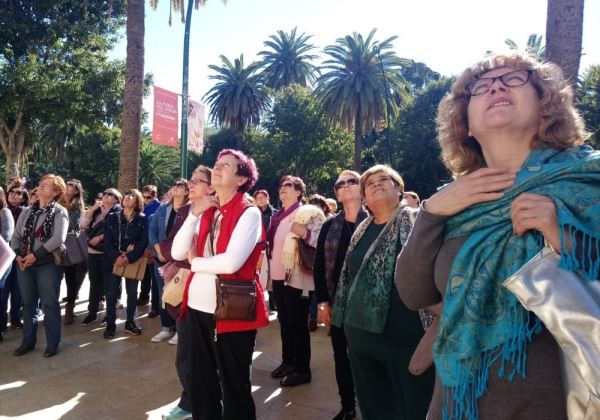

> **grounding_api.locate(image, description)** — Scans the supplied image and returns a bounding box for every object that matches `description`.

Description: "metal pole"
[373,45,393,164]
[179,0,194,178]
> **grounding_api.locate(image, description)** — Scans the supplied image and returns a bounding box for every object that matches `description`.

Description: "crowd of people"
[0,51,598,420]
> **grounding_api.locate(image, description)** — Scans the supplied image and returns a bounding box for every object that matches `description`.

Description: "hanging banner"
[188,99,205,154]
[152,86,179,147]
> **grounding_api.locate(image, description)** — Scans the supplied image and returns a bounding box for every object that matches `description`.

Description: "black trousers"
[181,308,257,420]
[64,260,88,304]
[175,316,192,412]
[86,254,105,316]
[272,280,311,374]
[331,324,356,411]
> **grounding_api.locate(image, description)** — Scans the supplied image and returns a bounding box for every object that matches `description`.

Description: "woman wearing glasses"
[267,176,324,387]
[314,170,368,420]
[60,179,87,324]
[103,189,148,338]
[396,53,599,419]
[11,175,69,357]
[331,165,434,419]
[80,188,122,326]
[0,182,28,332]
[148,178,189,343]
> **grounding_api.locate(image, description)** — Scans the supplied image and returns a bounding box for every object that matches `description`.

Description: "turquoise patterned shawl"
[435,145,600,420]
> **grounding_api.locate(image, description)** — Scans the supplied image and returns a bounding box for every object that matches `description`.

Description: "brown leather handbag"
[214,277,257,321]
[297,238,316,274]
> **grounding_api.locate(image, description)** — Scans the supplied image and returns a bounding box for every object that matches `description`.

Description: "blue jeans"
[103,270,138,326]
[152,262,175,329]
[17,263,63,348]
[0,262,22,328]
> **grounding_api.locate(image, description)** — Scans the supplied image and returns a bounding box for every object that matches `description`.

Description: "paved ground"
[0,279,356,420]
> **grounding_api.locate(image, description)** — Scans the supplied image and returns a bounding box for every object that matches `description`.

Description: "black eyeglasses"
[334,178,359,190]
[280,182,294,189]
[466,69,533,97]
[173,183,187,189]
[9,190,24,196]
[103,192,118,199]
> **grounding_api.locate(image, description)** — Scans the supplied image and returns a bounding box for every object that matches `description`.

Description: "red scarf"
[179,192,269,333]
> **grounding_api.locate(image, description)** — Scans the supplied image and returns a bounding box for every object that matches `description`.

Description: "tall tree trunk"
[234,127,244,151]
[0,100,27,182]
[118,0,145,191]
[546,0,584,84]
[353,107,363,171]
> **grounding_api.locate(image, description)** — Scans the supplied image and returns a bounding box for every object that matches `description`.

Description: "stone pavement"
[0,279,358,420]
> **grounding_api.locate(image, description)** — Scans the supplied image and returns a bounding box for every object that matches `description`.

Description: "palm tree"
[546,0,584,83]
[505,33,546,58]
[315,29,408,171]
[203,54,270,150]
[117,0,145,191]
[257,27,320,90]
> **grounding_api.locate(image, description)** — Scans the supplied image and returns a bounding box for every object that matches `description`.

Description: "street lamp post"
[179,0,194,178]
[373,45,393,164]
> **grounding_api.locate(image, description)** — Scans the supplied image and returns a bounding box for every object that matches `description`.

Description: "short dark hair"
[280,175,306,202]
[142,185,158,197]
[217,149,259,193]
[308,194,329,215]
[253,189,269,200]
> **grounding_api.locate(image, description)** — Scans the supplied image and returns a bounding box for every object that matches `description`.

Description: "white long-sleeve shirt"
[171,207,262,313]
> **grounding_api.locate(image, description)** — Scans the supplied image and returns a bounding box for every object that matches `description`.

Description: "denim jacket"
[103,211,148,269]
[148,203,175,255]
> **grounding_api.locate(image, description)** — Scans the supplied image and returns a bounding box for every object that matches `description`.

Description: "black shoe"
[147,310,159,318]
[82,314,97,326]
[0,330,3,342]
[333,408,356,420]
[10,319,23,329]
[103,324,116,339]
[13,344,35,356]
[280,372,311,387]
[124,320,142,336]
[43,345,58,358]
[61,296,68,302]
[271,363,295,379]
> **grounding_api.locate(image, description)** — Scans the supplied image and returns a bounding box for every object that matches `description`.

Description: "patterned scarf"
[21,200,57,256]
[266,201,300,258]
[331,205,406,333]
[436,145,600,420]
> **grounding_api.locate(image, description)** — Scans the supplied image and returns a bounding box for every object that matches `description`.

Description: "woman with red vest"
[172,149,268,420]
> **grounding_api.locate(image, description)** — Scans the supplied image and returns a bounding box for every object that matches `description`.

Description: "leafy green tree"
[138,130,181,192]
[257,27,319,90]
[251,84,353,198]
[577,65,600,150]
[0,0,126,182]
[203,54,270,150]
[315,29,410,171]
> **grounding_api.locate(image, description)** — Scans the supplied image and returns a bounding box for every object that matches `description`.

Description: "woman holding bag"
[103,189,148,338]
[11,174,69,357]
[396,52,599,419]
[172,149,268,420]
[60,179,88,324]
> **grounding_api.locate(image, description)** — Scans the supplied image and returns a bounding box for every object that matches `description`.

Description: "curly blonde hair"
[437,52,589,176]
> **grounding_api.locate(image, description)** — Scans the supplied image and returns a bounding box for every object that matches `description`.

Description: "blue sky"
[109,0,600,128]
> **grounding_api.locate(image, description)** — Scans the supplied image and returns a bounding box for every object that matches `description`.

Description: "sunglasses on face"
[280,182,294,189]
[103,192,118,199]
[334,178,359,190]
[173,183,187,189]
[9,190,24,196]
[143,195,153,200]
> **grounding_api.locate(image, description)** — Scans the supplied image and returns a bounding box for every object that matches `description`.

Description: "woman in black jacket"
[80,188,122,326]
[103,189,148,338]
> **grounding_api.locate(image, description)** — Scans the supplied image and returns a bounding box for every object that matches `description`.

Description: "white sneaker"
[168,333,178,345]
[151,327,172,343]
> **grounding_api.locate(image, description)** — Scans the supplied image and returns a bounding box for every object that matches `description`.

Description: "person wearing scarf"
[314,169,368,420]
[267,175,323,387]
[79,188,122,326]
[331,165,434,420]
[396,52,599,420]
[172,150,268,420]
[10,174,69,358]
